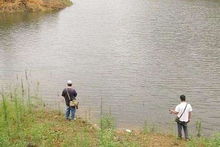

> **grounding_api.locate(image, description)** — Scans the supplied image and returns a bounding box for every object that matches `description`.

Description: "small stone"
[125,129,132,133]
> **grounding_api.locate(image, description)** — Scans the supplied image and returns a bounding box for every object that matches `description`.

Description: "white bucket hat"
[67,80,72,85]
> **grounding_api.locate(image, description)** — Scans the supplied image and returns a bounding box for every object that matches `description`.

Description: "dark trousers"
[177,122,188,139]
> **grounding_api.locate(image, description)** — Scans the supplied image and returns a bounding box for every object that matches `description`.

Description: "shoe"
[70,118,76,121]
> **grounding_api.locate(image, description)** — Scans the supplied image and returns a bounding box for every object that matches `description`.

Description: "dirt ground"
[34,110,186,147]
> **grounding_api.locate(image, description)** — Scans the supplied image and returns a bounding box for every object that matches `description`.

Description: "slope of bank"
[0,108,187,147]
[0,0,72,13]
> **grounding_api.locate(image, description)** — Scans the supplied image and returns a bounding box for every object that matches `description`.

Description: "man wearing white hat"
[62,80,78,120]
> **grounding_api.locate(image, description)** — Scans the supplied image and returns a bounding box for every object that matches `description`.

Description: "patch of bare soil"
[34,110,186,147]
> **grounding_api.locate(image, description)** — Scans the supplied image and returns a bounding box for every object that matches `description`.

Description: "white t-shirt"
[175,102,192,122]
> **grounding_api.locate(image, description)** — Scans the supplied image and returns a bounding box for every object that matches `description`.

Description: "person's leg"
[177,123,183,138]
[70,107,76,120]
[65,106,70,119]
[183,122,189,139]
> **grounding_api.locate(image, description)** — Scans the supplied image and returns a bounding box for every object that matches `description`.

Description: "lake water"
[0,0,220,135]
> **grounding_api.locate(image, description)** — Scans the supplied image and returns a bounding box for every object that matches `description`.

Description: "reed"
[187,134,220,147]
[0,77,38,146]
[100,96,103,130]
[143,121,157,134]
[98,94,118,146]
[99,114,118,147]
[25,71,31,111]
[196,120,202,137]
[13,88,20,124]
[1,88,8,123]
[100,114,115,131]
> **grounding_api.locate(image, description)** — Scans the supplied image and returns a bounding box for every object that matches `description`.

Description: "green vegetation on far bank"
[0,0,72,13]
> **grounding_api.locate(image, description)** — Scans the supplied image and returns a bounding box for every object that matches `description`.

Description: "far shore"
[0,0,72,13]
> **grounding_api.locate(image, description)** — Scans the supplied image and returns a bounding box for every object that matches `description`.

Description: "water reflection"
[0,12,58,28]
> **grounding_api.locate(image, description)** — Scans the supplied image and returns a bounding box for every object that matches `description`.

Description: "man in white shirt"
[169,95,192,140]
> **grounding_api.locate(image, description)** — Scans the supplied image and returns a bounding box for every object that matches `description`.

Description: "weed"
[195,120,202,137]
[100,114,115,131]
[143,121,157,134]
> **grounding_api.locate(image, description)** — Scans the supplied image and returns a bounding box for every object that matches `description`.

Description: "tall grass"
[99,95,117,147]
[187,134,220,147]
[1,89,8,122]
[0,74,45,146]
[196,120,202,137]
[0,88,26,146]
[142,121,157,134]
[99,114,118,147]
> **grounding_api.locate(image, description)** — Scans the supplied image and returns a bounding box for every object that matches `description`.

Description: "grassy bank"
[0,0,72,13]
[0,86,185,146]
[0,107,186,146]
[0,85,219,146]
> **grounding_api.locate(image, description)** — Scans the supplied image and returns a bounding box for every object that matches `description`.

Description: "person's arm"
[169,109,178,115]
[74,90,77,98]
[188,104,192,122]
[169,105,179,115]
[62,89,65,97]
[188,112,192,122]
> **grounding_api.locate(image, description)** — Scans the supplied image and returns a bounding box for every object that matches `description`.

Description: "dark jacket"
[62,87,77,106]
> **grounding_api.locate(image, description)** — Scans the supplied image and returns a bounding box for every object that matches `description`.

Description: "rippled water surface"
[0,0,220,135]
